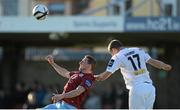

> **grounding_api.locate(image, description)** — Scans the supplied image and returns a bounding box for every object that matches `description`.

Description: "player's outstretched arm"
[147,58,172,71]
[94,71,112,81]
[52,86,85,103]
[45,55,70,78]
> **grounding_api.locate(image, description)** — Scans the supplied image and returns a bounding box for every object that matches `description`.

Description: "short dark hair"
[85,55,96,71]
[108,39,123,52]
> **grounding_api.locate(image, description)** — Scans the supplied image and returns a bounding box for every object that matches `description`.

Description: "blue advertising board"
[125,17,180,32]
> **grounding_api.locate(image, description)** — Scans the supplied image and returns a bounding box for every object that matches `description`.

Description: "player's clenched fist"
[52,94,64,103]
[45,55,54,64]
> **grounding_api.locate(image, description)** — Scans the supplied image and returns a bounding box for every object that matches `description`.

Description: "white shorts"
[129,82,155,109]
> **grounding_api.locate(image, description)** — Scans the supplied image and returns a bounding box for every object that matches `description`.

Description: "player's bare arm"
[45,55,70,78]
[52,85,85,103]
[147,58,172,71]
[94,71,112,81]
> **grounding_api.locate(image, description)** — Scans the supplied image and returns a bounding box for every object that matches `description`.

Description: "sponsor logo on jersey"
[108,59,114,67]
[133,69,145,75]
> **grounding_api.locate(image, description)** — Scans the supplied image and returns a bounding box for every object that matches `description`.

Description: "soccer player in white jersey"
[95,39,172,109]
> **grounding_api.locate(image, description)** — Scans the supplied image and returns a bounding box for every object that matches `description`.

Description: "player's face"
[79,58,91,71]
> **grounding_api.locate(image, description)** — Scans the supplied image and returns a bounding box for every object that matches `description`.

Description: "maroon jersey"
[62,71,95,109]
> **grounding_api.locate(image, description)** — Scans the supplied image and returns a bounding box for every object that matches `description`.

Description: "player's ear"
[110,48,116,55]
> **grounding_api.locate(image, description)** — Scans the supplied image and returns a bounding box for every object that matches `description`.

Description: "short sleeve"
[142,50,151,62]
[106,55,122,73]
[80,76,94,90]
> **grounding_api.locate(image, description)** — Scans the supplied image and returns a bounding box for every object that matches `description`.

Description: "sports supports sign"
[1,16,180,33]
[0,16,124,33]
[124,17,180,32]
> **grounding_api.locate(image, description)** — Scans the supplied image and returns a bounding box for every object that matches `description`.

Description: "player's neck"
[116,47,124,54]
[119,47,124,50]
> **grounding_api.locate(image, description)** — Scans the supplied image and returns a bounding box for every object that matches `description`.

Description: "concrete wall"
[133,0,160,16]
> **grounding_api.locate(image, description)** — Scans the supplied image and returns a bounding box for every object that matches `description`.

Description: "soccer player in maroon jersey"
[43,55,96,109]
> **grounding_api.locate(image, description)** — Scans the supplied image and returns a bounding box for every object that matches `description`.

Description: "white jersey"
[106,47,152,89]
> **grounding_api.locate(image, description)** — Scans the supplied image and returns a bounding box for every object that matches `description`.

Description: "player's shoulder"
[69,71,79,76]
[70,71,79,74]
[83,73,95,81]
[119,47,143,57]
[113,48,128,59]
[128,47,145,53]
[129,47,141,50]
[118,48,136,56]
[121,47,140,53]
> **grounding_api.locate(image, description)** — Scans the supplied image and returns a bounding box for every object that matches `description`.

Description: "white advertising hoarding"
[0,16,124,33]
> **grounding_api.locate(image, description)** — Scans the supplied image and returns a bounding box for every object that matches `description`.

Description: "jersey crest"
[85,80,92,87]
